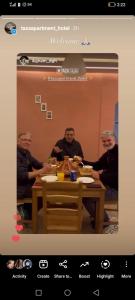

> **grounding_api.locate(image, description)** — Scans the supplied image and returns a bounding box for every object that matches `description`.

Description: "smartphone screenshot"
[0,0,135,297]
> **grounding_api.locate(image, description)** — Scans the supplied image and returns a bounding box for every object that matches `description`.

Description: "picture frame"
[35,95,41,103]
[41,102,47,112]
[46,111,53,120]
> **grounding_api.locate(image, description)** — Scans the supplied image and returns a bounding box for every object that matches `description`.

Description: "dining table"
[32,172,106,234]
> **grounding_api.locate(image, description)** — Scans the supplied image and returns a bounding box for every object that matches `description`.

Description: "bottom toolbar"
[1,255,134,297]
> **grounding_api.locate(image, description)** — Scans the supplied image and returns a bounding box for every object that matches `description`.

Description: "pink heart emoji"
[11,235,20,242]
[13,214,22,221]
[15,224,24,232]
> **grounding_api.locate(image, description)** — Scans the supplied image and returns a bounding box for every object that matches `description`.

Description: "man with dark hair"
[82,130,118,227]
[50,128,84,161]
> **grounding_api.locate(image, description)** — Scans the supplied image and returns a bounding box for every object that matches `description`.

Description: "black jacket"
[51,138,84,161]
[83,144,118,190]
[17,146,43,199]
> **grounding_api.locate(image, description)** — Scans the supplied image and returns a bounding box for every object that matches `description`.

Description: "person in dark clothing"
[17,132,51,218]
[50,128,84,162]
[82,130,118,227]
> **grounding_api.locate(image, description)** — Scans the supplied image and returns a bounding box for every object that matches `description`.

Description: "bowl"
[79,165,93,176]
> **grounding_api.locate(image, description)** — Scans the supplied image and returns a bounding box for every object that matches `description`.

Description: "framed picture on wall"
[41,102,47,112]
[35,95,41,103]
[46,111,53,120]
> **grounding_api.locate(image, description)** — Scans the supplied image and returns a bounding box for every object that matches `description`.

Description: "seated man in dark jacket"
[17,132,51,218]
[50,127,84,162]
[82,130,118,227]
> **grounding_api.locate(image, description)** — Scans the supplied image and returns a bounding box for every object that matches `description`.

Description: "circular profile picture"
[4,22,16,35]
[6,260,15,269]
[14,259,24,269]
[23,259,32,269]
[19,56,29,65]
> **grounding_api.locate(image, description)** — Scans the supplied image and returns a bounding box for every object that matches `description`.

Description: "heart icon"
[101,260,110,269]
[15,224,24,232]
[13,214,22,221]
[11,235,20,242]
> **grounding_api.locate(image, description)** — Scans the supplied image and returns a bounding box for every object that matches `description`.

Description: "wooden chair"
[17,198,32,225]
[42,181,83,233]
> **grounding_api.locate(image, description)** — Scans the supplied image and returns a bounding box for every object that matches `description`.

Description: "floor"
[19,207,118,234]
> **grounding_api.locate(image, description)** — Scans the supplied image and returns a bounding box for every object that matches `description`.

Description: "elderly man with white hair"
[82,130,118,228]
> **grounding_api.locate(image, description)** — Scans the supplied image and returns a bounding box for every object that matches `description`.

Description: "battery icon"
[108,2,116,7]
[18,2,21,6]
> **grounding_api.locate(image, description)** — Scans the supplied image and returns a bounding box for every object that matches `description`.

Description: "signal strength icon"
[9,2,17,7]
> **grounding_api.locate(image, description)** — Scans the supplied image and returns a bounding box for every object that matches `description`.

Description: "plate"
[41,175,58,182]
[77,177,94,184]
[83,165,93,169]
